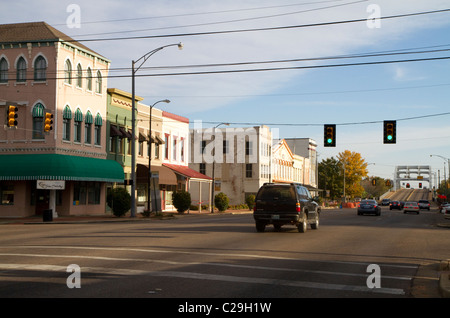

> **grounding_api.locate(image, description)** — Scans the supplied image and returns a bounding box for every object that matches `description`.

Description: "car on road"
[357,199,381,216]
[403,201,420,214]
[418,199,431,210]
[389,200,402,210]
[381,198,391,206]
[439,202,450,213]
[253,183,320,233]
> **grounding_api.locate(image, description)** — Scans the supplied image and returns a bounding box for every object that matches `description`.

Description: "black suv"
[253,183,320,233]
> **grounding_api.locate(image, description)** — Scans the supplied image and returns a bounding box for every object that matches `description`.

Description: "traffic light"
[372,179,376,186]
[324,124,336,147]
[383,120,396,144]
[419,183,422,189]
[7,105,18,127]
[44,112,53,132]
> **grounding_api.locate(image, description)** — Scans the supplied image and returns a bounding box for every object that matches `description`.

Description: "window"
[95,70,102,93]
[201,140,206,154]
[223,140,229,154]
[32,103,45,139]
[0,58,8,83]
[87,182,101,205]
[0,184,14,205]
[173,137,177,161]
[34,56,46,81]
[246,141,253,156]
[86,67,92,90]
[246,164,253,178]
[76,64,82,88]
[84,111,92,144]
[74,108,83,143]
[64,59,72,84]
[16,57,27,82]
[63,105,72,141]
[199,163,206,175]
[164,134,169,159]
[73,182,86,205]
[180,138,184,162]
[94,113,102,145]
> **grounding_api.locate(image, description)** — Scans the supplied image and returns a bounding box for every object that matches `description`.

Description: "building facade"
[189,125,272,206]
[0,22,123,217]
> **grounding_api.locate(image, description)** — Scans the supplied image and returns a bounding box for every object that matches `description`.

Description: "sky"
[2,0,450,188]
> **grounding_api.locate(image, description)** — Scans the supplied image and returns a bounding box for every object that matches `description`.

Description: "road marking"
[0,263,405,295]
[0,253,413,281]
[1,245,419,269]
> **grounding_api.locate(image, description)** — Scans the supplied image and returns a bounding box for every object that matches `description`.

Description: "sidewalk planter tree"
[173,191,191,214]
[245,194,255,210]
[107,187,131,217]
[215,192,229,212]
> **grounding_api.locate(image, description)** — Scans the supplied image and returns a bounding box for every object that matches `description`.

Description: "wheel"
[311,215,319,230]
[298,219,307,233]
[255,222,266,232]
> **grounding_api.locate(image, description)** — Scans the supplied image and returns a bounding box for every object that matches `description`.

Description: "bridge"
[394,165,431,190]
[384,188,432,202]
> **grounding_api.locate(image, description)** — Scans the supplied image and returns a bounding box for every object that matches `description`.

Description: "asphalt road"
[0,206,448,302]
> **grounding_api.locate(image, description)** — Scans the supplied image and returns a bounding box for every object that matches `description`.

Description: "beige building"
[0,22,123,217]
[189,125,272,206]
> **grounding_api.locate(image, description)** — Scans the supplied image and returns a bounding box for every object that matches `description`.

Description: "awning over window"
[162,163,212,181]
[0,154,124,182]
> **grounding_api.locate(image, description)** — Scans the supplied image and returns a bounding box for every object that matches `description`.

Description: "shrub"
[214,192,229,212]
[172,191,191,213]
[106,187,131,217]
[245,194,255,210]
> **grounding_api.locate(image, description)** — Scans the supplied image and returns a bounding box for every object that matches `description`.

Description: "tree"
[214,192,229,212]
[172,191,191,213]
[318,157,342,200]
[336,150,369,199]
[107,187,131,217]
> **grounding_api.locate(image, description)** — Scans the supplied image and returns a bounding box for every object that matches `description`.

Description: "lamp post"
[147,99,170,213]
[211,123,229,213]
[430,154,450,196]
[130,43,183,218]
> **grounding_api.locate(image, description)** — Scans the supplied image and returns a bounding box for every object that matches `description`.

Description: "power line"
[66,8,450,43]
[200,112,450,127]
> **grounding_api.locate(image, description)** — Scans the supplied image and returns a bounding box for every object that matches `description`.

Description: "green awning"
[0,154,124,182]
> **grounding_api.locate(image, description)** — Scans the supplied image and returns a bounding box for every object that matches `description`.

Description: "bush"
[107,187,131,217]
[172,191,191,213]
[245,194,255,210]
[214,192,229,212]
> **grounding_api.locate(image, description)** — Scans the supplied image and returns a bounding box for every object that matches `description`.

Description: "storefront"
[0,154,124,218]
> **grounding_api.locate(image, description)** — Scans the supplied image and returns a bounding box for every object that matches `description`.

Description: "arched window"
[85,110,93,144]
[32,103,45,139]
[63,105,72,141]
[34,56,47,81]
[0,57,8,83]
[95,70,102,94]
[74,108,83,142]
[94,113,102,146]
[86,67,92,91]
[16,57,27,82]
[64,59,72,84]
[76,63,82,88]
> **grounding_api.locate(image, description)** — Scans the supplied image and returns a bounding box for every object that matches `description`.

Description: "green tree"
[318,157,342,200]
[172,191,191,213]
[214,192,229,212]
[106,187,131,217]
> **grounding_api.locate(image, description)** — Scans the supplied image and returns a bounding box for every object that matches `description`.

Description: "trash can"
[43,209,53,222]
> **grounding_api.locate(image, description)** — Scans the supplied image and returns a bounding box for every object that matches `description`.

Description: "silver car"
[403,201,420,214]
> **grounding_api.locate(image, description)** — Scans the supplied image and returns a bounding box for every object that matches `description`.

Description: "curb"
[439,260,450,298]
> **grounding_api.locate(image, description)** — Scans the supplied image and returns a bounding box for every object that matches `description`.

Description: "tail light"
[296,203,301,212]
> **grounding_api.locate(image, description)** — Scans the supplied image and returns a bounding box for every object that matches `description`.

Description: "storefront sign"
[37,180,66,190]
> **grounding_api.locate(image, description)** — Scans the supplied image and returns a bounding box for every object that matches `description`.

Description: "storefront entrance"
[35,189,49,215]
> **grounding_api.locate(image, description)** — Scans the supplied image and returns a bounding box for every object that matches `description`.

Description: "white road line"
[0,253,413,281]
[0,263,405,295]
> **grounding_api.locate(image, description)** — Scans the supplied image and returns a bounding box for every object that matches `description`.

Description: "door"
[35,190,50,215]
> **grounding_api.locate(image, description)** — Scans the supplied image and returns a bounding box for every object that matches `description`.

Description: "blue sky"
[2,0,450,187]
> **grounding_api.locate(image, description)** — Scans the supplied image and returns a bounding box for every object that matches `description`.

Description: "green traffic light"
[327,138,333,144]
[387,135,393,141]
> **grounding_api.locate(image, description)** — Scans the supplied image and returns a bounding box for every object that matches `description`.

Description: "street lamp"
[130,43,183,218]
[211,123,229,213]
[147,99,170,213]
[430,154,450,195]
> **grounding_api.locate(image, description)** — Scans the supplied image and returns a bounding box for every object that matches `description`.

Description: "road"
[0,206,448,302]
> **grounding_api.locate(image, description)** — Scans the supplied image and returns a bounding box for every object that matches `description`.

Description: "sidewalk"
[0,208,253,225]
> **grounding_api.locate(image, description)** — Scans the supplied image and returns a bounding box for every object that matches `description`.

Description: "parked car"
[253,183,320,233]
[381,198,391,206]
[389,201,402,210]
[439,202,450,213]
[357,199,381,216]
[418,200,431,210]
[403,201,420,214]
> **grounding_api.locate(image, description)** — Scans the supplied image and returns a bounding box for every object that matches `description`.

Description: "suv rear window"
[256,186,296,201]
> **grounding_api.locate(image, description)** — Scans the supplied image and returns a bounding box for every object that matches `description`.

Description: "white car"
[441,204,450,214]
[403,202,420,214]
